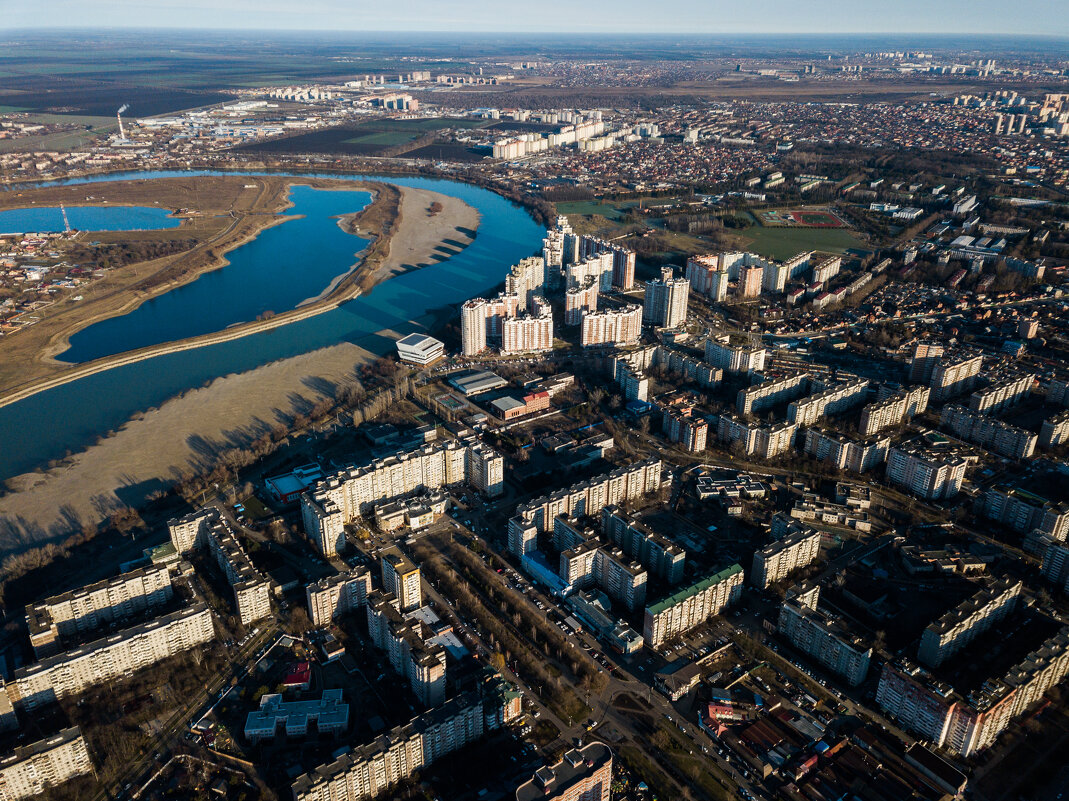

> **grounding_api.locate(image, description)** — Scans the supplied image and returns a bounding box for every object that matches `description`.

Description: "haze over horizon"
[4,0,1067,37]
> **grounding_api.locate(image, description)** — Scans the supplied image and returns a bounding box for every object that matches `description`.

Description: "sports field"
[739,225,867,261]
[756,208,847,228]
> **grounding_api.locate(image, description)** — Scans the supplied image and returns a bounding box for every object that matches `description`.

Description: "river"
[0,170,544,482]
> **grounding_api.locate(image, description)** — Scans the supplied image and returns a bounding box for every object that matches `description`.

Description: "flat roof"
[516,742,612,801]
[646,564,743,615]
[449,370,508,396]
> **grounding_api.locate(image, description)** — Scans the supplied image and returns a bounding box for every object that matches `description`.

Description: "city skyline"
[4,0,1068,36]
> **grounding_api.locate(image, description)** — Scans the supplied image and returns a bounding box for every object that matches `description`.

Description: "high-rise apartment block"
[580,305,642,348]
[909,342,945,383]
[886,439,967,500]
[751,527,822,589]
[1042,543,1069,593]
[810,254,842,284]
[643,271,689,328]
[777,585,871,685]
[292,685,517,801]
[564,279,599,325]
[381,548,422,612]
[661,407,708,453]
[366,592,446,706]
[739,264,763,297]
[918,578,1022,668]
[685,255,730,301]
[613,360,648,401]
[26,564,173,658]
[642,564,743,648]
[979,487,1069,541]
[969,373,1034,414]
[0,728,94,801]
[167,510,272,626]
[803,428,890,473]
[461,294,520,356]
[859,386,930,436]
[516,743,612,801]
[931,353,983,402]
[9,603,214,710]
[501,298,554,355]
[504,256,546,310]
[940,405,1037,459]
[877,629,1069,757]
[509,459,662,546]
[306,567,373,627]
[737,373,808,416]
[787,379,870,426]
[577,236,636,289]
[1040,410,1069,449]
[601,506,686,584]
[704,339,767,375]
[716,413,797,459]
[302,441,503,556]
[559,542,647,611]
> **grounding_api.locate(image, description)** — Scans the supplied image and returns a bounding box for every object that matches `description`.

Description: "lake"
[59,185,372,362]
[0,205,181,234]
[0,170,543,482]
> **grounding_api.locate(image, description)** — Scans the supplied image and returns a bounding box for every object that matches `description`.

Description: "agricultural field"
[239,118,487,157]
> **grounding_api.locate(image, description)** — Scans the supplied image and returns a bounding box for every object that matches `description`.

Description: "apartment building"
[877,629,1069,757]
[564,279,599,325]
[979,486,1069,541]
[381,548,422,612]
[1042,543,1069,593]
[613,360,648,401]
[1047,377,1069,408]
[460,294,521,356]
[656,348,723,389]
[581,305,642,348]
[705,339,766,375]
[810,254,842,284]
[685,255,729,301]
[716,413,798,459]
[643,271,689,328]
[26,564,173,658]
[886,440,968,500]
[560,541,648,612]
[504,256,546,310]
[787,379,870,426]
[661,407,708,453]
[909,342,945,383]
[9,603,214,710]
[931,353,983,402]
[643,564,743,648]
[803,428,890,473]
[366,592,446,707]
[566,253,614,293]
[303,441,503,556]
[918,579,1022,668]
[751,527,822,589]
[941,405,1037,459]
[501,298,554,355]
[1040,409,1069,449]
[509,459,662,544]
[601,506,685,584]
[859,386,930,436]
[292,686,514,801]
[167,510,271,626]
[737,373,808,416]
[306,567,372,627]
[969,373,1034,414]
[516,743,612,801]
[777,585,871,685]
[0,727,93,801]
[577,235,635,289]
[739,264,763,298]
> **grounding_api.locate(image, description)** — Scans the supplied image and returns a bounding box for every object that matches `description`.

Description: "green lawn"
[739,224,868,260]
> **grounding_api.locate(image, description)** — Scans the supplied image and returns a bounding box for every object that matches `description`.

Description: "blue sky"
[4,0,1066,36]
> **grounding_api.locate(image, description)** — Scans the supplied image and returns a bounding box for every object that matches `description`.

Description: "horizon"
[3,0,1067,38]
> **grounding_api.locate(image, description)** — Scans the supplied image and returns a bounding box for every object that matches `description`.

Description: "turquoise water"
[0,205,180,234]
[0,171,543,482]
[59,185,373,362]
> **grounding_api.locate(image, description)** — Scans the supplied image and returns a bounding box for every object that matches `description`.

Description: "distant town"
[0,29,1068,801]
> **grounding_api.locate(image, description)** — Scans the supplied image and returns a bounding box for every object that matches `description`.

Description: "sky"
[3,0,1067,36]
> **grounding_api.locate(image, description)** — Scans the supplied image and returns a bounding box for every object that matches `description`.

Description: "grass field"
[344,131,418,146]
[739,225,867,260]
